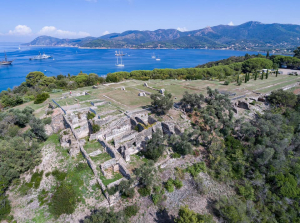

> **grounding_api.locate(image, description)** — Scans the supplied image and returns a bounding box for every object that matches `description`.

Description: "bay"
[0,42,259,91]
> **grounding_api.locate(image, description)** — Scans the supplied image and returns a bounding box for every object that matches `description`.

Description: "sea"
[0,42,260,91]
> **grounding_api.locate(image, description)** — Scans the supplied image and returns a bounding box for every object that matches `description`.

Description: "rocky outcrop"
[236,100,250,110]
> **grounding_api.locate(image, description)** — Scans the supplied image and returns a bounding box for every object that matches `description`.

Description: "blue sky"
[1,0,299,42]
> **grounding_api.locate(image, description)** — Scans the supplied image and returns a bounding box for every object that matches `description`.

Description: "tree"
[26,71,45,87]
[261,72,264,80]
[293,46,300,59]
[150,93,173,115]
[134,161,156,188]
[266,70,269,79]
[242,58,273,73]
[180,91,204,112]
[266,51,270,59]
[268,89,297,107]
[254,71,257,80]
[175,206,214,223]
[143,130,165,161]
[34,93,50,104]
[237,75,240,83]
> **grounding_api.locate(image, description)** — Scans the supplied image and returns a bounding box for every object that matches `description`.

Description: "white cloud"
[177,27,188,32]
[8,25,32,35]
[228,21,234,26]
[102,31,110,35]
[38,26,90,38]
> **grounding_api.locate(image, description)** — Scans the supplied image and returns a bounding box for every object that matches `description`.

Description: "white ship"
[116,55,124,67]
[29,52,52,60]
[115,50,125,56]
[151,53,156,59]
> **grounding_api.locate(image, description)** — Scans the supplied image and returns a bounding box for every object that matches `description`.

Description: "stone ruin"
[138,92,146,97]
[159,89,165,94]
[144,83,148,87]
[60,128,81,156]
[121,86,126,91]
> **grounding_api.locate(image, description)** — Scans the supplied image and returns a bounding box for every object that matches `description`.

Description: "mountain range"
[25,21,300,51]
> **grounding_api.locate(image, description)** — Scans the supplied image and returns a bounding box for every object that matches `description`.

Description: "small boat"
[115,50,125,56]
[0,52,14,65]
[156,57,161,61]
[29,52,52,60]
[116,55,124,67]
[152,53,156,59]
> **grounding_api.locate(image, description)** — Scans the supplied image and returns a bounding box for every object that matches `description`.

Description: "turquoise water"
[0,43,259,91]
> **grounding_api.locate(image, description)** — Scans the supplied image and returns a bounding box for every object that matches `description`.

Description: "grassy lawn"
[90,152,112,164]
[99,172,123,186]
[105,88,152,107]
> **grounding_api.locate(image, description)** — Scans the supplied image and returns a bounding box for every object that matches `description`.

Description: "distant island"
[24,21,300,53]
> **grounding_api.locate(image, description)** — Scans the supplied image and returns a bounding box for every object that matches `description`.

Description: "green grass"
[84,140,103,153]
[90,152,112,164]
[99,172,123,186]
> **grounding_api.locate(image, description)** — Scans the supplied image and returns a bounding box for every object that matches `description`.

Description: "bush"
[173,179,183,189]
[138,187,151,197]
[46,110,54,115]
[43,117,52,125]
[29,171,44,189]
[171,152,181,158]
[224,80,230,85]
[92,124,100,133]
[186,162,206,177]
[124,204,139,217]
[87,112,96,120]
[0,195,11,221]
[165,179,175,192]
[34,93,50,104]
[49,183,77,218]
[51,170,67,182]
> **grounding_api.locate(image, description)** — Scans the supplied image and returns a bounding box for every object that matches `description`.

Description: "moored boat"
[0,52,14,65]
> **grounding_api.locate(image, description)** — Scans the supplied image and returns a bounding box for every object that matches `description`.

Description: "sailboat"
[156,55,161,61]
[0,52,14,65]
[116,55,124,67]
[115,50,125,56]
[151,53,156,59]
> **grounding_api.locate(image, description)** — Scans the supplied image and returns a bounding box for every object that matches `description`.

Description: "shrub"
[34,93,50,104]
[171,152,181,158]
[92,124,100,133]
[224,80,230,85]
[49,183,77,218]
[29,171,44,189]
[43,117,52,125]
[87,112,96,120]
[46,110,54,115]
[165,179,174,192]
[124,204,139,217]
[138,187,151,197]
[186,162,206,177]
[173,179,183,189]
[0,195,11,221]
[51,170,67,182]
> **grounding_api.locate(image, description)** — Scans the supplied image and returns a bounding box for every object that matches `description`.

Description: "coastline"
[20,44,292,55]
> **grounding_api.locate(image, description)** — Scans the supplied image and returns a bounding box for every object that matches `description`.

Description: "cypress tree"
[245,74,247,83]
[266,51,270,58]
[237,75,239,83]
[266,70,269,79]
[254,72,257,80]
[276,69,278,77]
[261,72,264,80]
